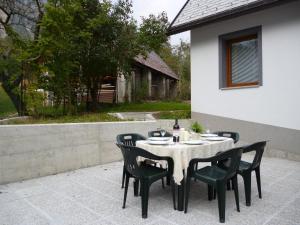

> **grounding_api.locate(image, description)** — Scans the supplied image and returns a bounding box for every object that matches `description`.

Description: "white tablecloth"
[136,139,234,185]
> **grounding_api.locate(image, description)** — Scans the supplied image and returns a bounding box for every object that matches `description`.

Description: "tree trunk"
[90,86,98,112]
[90,77,100,112]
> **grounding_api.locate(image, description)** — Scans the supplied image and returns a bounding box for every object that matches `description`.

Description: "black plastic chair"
[148,130,173,185]
[194,131,240,184]
[217,141,267,206]
[213,131,240,144]
[118,144,175,218]
[116,133,146,189]
[148,130,172,137]
[211,131,240,190]
[236,141,267,206]
[185,147,244,223]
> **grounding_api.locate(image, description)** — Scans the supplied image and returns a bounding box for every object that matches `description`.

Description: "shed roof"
[134,51,179,80]
[168,0,297,35]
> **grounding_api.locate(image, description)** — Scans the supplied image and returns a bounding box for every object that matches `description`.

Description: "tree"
[36,0,169,112]
[159,40,191,100]
[0,0,169,115]
[0,0,44,115]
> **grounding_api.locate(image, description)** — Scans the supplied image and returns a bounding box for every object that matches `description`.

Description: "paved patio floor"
[0,156,299,225]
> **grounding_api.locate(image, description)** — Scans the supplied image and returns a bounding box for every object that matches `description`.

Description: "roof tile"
[172,0,263,27]
[134,51,179,80]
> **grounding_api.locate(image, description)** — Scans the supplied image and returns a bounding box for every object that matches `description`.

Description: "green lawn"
[2,101,191,124]
[153,110,191,119]
[99,101,190,112]
[0,83,17,119]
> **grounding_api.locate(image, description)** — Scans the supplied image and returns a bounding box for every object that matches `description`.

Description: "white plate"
[182,140,206,145]
[200,134,218,137]
[205,137,228,141]
[148,137,172,141]
[147,140,170,145]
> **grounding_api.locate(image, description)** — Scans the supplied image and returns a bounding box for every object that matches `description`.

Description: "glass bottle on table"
[173,118,180,142]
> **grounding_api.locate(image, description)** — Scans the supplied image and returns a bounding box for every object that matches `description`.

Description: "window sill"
[220,85,260,90]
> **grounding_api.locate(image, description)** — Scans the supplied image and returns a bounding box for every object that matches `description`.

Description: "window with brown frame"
[219,26,262,89]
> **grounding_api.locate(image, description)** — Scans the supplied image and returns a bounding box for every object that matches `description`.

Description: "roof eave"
[167,0,298,35]
[133,61,179,81]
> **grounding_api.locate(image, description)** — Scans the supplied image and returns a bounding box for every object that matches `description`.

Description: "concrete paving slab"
[0,156,299,225]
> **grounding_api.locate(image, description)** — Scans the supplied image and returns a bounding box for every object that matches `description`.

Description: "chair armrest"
[189,147,244,169]
[137,148,174,174]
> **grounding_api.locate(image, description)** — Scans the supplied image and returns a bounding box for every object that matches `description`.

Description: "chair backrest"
[116,133,146,146]
[215,147,243,180]
[214,131,239,144]
[148,130,172,137]
[243,141,267,170]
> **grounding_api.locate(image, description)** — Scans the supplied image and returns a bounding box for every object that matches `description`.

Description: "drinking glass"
[160,129,166,137]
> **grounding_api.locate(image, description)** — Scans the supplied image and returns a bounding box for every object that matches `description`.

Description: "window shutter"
[231,39,259,84]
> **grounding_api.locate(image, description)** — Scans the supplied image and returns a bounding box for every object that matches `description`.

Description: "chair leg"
[161,178,165,189]
[122,173,130,208]
[194,164,198,182]
[184,176,191,213]
[134,179,139,196]
[121,165,126,188]
[166,175,171,186]
[242,173,252,206]
[227,180,231,190]
[213,188,216,199]
[216,183,226,223]
[255,167,262,199]
[232,176,240,212]
[208,184,213,201]
[141,180,149,219]
[171,178,176,210]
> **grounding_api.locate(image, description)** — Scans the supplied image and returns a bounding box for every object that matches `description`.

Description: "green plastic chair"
[118,144,175,218]
[116,133,146,189]
[148,130,172,185]
[217,141,267,206]
[148,130,172,137]
[235,141,267,206]
[185,147,244,223]
[213,131,240,144]
[212,131,240,190]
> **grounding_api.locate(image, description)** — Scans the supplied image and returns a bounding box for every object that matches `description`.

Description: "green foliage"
[159,41,190,100]
[24,84,45,116]
[135,80,149,102]
[1,0,171,118]
[191,121,203,133]
[36,0,169,112]
[0,83,17,118]
[138,12,169,53]
[154,110,191,120]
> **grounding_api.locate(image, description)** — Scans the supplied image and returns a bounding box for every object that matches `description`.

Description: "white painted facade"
[191,1,300,130]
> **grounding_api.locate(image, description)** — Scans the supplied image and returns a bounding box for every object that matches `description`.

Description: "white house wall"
[191,1,300,131]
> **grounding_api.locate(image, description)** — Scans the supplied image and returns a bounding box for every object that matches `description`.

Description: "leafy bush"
[25,84,45,116]
[191,121,203,133]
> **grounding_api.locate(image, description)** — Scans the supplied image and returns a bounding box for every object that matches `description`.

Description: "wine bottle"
[173,119,180,142]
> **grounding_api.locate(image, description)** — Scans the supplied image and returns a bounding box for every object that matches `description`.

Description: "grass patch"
[99,101,190,113]
[0,83,17,118]
[6,113,123,125]
[153,110,191,120]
